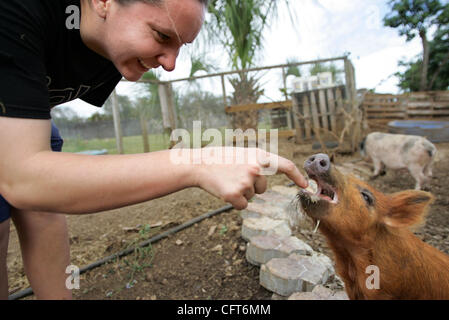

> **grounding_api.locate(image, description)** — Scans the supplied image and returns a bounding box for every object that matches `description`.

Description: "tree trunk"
[230,73,262,131]
[420,30,429,91]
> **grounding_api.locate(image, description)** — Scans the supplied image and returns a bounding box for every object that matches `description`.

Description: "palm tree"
[206,0,296,131]
[188,56,215,79]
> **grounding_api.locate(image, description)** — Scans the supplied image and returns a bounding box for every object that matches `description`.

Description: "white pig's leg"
[408,164,427,190]
[370,158,383,180]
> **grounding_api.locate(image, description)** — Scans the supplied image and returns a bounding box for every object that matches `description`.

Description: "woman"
[0,0,308,299]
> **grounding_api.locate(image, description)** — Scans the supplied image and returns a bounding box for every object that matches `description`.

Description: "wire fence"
[51,56,350,155]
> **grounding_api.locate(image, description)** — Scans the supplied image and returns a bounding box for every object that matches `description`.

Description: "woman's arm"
[0,117,307,214]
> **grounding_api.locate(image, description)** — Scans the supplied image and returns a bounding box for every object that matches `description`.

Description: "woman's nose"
[157,48,179,72]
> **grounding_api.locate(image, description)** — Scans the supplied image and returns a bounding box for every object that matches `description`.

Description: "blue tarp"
[76,149,108,155]
[388,120,449,143]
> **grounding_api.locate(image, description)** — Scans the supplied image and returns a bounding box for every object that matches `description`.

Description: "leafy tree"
[396,58,422,92]
[384,0,446,91]
[51,106,83,126]
[139,71,162,121]
[395,25,449,91]
[102,93,136,120]
[87,111,112,122]
[175,90,226,129]
[137,71,164,152]
[428,7,449,89]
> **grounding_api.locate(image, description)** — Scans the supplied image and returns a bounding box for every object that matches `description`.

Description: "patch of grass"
[219,225,228,235]
[62,124,275,155]
[62,134,169,154]
[122,224,158,287]
[139,224,152,237]
[102,223,159,298]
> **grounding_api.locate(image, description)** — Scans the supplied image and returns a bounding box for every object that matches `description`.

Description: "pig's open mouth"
[300,174,339,205]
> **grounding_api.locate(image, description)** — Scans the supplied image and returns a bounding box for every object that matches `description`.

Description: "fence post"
[344,58,357,111]
[139,111,150,153]
[112,89,124,154]
[291,94,303,143]
[158,82,177,148]
[282,68,293,130]
[221,75,227,109]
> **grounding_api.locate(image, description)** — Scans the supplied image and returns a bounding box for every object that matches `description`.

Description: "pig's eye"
[361,191,374,206]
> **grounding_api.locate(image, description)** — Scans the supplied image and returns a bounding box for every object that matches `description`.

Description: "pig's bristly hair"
[287,195,306,230]
[291,168,448,299]
[382,191,434,229]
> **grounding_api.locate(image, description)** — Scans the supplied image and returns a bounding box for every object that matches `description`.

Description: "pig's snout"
[304,153,331,176]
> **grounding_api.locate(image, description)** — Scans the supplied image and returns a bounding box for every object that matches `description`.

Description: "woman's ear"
[91,0,111,19]
[381,190,434,228]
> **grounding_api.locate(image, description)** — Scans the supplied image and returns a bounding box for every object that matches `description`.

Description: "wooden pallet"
[362,91,449,125]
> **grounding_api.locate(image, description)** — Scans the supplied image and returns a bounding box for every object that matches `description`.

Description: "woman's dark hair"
[116,0,209,7]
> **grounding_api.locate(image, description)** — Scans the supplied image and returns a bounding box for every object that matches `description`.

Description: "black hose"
[8,204,234,300]
[8,181,298,300]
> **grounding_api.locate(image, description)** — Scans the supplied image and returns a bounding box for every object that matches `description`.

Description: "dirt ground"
[6,139,449,300]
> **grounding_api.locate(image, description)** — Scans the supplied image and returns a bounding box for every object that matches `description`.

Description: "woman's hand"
[186,147,308,210]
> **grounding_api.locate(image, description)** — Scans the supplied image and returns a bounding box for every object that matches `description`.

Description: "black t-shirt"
[0,0,122,119]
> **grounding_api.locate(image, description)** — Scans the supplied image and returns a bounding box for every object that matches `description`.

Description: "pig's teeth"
[313,220,321,233]
[331,191,339,204]
[305,179,319,195]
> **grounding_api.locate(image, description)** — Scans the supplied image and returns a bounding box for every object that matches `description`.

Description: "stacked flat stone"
[240,185,348,300]
[288,285,349,300]
[241,217,292,242]
[246,234,314,266]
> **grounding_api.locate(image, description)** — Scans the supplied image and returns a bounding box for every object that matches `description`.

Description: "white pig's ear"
[382,191,434,228]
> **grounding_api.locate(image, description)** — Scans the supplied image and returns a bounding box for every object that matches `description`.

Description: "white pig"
[360,132,437,190]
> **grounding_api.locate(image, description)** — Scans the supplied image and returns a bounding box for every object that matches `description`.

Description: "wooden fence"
[224,100,292,113]
[223,85,348,141]
[221,56,357,143]
[118,55,357,149]
[292,85,347,140]
[362,91,449,127]
[224,100,296,139]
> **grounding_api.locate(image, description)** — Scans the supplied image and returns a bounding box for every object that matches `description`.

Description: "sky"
[61,0,425,118]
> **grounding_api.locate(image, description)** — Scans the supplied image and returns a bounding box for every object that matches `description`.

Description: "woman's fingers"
[230,195,248,210]
[243,185,255,200]
[194,147,308,210]
[257,149,308,189]
[279,159,308,189]
[254,175,267,194]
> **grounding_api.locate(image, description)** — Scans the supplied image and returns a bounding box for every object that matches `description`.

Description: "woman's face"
[100,0,205,81]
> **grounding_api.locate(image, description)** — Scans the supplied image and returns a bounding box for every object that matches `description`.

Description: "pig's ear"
[382,191,434,228]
